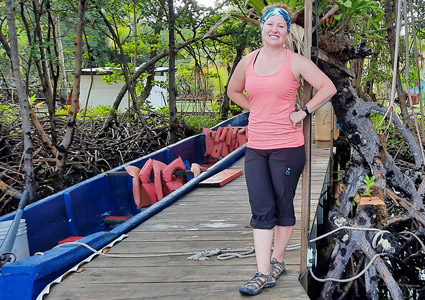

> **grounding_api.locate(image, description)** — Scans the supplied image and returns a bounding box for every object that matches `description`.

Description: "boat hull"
[0,113,248,300]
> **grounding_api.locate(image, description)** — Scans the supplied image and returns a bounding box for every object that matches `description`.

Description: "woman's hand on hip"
[289,110,306,128]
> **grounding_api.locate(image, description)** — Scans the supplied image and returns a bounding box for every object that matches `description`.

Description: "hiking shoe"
[239,272,275,296]
[270,258,287,279]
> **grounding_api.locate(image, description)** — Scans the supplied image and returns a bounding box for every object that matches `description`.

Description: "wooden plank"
[198,169,243,187]
[45,280,309,300]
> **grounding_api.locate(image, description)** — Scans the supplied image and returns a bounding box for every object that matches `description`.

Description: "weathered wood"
[198,169,243,187]
[301,0,313,289]
[316,38,425,299]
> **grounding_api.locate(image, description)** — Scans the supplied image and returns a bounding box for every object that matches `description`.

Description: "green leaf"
[28,95,36,105]
[341,0,352,8]
[248,0,266,15]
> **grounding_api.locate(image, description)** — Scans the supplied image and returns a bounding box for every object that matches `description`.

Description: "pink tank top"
[244,49,303,149]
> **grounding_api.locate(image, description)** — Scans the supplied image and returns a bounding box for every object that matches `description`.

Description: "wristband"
[301,105,310,116]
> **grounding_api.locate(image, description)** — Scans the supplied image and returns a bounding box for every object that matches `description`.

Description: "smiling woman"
[226,2,337,296]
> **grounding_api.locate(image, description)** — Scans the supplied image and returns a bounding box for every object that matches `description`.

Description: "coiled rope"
[35,235,300,261]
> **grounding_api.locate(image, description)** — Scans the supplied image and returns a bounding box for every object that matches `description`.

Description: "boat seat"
[104,216,131,227]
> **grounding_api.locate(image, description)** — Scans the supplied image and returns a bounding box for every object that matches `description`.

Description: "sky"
[196,0,216,8]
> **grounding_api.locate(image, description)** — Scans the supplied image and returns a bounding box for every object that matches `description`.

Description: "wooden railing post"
[300,0,312,291]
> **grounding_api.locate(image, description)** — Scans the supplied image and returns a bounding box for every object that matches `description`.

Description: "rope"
[307,227,398,283]
[39,225,419,285]
[400,230,425,252]
[308,253,386,283]
[35,238,300,261]
[308,227,425,283]
[309,225,381,243]
[371,230,393,252]
[37,226,422,285]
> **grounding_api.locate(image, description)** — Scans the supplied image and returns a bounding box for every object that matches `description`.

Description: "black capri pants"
[244,146,306,229]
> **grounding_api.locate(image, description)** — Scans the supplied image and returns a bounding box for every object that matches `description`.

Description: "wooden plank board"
[198,168,243,187]
[45,280,309,300]
[45,144,330,300]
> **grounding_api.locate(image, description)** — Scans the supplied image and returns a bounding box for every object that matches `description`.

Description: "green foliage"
[229,104,243,115]
[333,0,384,41]
[101,63,127,85]
[248,0,304,15]
[154,104,220,132]
[0,104,18,122]
[153,106,170,120]
[370,113,386,132]
[28,95,36,105]
[183,114,221,132]
[211,100,220,113]
[362,174,375,197]
[56,105,118,122]
[370,115,412,165]
[360,41,392,95]
[78,105,119,121]
[248,0,267,15]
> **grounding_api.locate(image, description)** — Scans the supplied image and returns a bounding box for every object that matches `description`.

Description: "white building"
[78,66,169,111]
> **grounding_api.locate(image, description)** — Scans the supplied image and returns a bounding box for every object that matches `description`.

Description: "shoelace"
[245,273,266,289]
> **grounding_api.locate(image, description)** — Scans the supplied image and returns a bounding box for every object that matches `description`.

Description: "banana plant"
[247,0,304,16]
[231,0,304,26]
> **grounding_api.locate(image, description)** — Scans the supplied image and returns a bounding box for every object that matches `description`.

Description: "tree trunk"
[168,0,178,144]
[97,9,150,134]
[5,0,35,199]
[220,22,248,119]
[55,0,87,189]
[138,3,164,107]
[0,30,12,60]
[55,16,68,104]
[31,0,57,144]
[314,43,425,299]
[101,32,236,129]
[384,0,410,125]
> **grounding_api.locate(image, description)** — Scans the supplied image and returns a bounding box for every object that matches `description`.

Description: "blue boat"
[0,113,248,300]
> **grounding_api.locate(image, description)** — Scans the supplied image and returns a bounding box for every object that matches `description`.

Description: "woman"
[227,3,336,296]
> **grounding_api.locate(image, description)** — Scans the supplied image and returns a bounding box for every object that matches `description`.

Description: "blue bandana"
[260,7,291,32]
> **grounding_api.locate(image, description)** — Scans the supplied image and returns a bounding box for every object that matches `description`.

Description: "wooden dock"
[45,144,330,300]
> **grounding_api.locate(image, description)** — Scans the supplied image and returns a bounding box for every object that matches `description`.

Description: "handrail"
[0,189,29,266]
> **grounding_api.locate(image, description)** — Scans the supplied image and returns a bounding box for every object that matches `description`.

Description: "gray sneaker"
[239,272,276,296]
[270,258,287,279]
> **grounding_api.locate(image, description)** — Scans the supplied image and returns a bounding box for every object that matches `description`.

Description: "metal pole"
[0,190,29,266]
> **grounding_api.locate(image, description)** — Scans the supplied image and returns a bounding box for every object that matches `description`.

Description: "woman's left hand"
[289,110,306,128]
